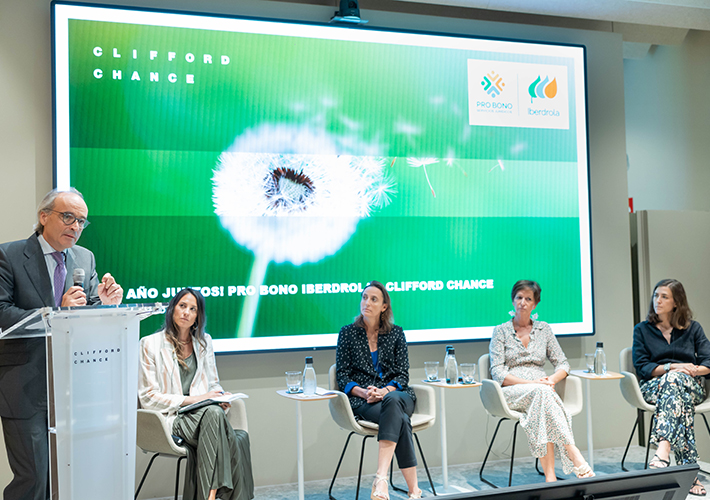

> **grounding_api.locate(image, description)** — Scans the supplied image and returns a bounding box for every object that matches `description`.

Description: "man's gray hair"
[34,188,84,234]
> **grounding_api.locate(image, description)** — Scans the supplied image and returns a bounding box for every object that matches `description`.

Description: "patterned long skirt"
[503,383,575,473]
[639,371,706,465]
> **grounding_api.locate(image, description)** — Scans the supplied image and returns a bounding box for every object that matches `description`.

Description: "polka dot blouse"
[336,323,416,411]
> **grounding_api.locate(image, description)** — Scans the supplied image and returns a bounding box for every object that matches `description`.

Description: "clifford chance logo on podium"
[73,347,121,365]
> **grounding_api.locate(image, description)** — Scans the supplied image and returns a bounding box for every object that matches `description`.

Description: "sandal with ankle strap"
[571,461,595,479]
[371,474,389,500]
[408,487,423,499]
[648,453,670,469]
[691,477,707,497]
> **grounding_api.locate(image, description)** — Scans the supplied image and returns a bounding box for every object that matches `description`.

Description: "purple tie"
[51,251,66,307]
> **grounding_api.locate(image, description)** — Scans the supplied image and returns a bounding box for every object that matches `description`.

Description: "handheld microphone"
[72,268,85,290]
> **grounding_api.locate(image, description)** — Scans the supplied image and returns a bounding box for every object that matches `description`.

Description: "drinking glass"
[585,354,595,373]
[424,361,439,381]
[286,371,302,393]
[460,363,476,384]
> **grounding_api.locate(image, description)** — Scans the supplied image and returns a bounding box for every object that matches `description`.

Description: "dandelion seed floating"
[443,149,468,177]
[212,124,393,337]
[407,157,439,198]
[488,159,505,173]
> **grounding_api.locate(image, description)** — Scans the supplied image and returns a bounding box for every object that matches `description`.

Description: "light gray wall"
[0,0,638,496]
[625,30,710,213]
[642,211,710,331]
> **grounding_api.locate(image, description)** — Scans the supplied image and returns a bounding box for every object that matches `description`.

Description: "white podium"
[0,303,164,500]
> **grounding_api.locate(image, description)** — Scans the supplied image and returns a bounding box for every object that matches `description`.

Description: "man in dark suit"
[0,188,123,500]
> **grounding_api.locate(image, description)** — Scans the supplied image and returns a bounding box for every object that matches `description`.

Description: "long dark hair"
[354,281,394,334]
[162,288,207,368]
[646,279,693,330]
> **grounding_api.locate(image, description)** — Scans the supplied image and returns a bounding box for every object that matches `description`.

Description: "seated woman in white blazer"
[138,288,254,500]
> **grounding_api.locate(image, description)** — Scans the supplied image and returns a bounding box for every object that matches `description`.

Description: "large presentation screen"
[53,2,593,352]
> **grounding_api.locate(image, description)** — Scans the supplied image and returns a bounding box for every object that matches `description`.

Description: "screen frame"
[51,0,595,354]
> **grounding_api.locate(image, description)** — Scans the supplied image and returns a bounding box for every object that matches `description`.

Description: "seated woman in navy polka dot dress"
[336,281,421,500]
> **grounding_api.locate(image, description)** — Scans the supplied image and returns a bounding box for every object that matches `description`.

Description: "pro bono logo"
[480,71,505,98]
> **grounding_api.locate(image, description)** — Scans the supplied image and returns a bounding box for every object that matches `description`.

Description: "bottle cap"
[449,347,455,355]
[596,342,603,348]
[305,356,313,364]
[446,345,453,352]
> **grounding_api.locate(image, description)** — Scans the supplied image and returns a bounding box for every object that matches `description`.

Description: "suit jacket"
[336,323,416,411]
[0,233,99,418]
[138,330,224,430]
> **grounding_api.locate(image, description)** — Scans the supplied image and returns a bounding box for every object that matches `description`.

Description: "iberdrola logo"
[528,76,557,103]
[481,71,505,98]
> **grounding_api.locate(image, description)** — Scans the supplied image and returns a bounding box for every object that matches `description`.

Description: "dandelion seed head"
[213,124,395,265]
[265,167,315,212]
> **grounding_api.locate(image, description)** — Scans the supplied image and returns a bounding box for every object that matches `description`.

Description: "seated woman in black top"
[336,281,421,500]
[633,279,710,496]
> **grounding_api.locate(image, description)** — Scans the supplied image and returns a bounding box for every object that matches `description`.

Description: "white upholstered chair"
[327,364,437,500]
[619,346,710,471]
[477,353,583,488]
[134,399,248,499]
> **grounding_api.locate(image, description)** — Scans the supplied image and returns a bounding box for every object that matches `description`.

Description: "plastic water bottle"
[443,346,452,381]
[593,342,607,376]
[445,346,459,384]
[302,356,317,395]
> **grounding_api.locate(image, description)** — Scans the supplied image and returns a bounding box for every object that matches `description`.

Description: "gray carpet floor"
[251,446,708,500]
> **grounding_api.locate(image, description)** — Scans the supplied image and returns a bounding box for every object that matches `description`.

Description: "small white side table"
[277,388,337,500]
[569,370,624,469]
[423,380,481,494]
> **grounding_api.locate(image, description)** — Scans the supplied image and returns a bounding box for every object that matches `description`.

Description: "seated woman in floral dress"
[489,280,594,481]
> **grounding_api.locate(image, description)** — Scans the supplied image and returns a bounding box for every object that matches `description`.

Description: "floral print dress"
[489,320,575,473]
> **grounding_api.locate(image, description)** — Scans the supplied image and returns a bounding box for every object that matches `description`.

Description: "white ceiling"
[387,0,710,57]
[393,0,710,30]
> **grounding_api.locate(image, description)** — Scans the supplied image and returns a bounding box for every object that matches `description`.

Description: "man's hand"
[61,286,86,307]
[98,273,123,305]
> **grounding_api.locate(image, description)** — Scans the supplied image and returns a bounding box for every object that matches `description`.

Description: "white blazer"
[138,330,224,429]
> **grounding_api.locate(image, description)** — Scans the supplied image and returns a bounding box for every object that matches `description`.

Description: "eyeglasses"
[48,210,90,229]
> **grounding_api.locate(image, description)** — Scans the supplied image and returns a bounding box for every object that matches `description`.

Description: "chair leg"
[174,456,186,500]
[390,433,438,496]
[699,414,710,475]
[621,414,641,471]
[508,422,519,487]
[479,418,510,489]
[390,459,407,494]
[134,453,160,499]
[355,435,373,500]
[329,432,356,500]
[643,414,655,470]
[414,433,437,496]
